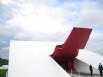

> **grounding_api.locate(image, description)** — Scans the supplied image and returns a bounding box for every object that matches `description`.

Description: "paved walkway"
[72,74,102,77]
[67,71,102,77]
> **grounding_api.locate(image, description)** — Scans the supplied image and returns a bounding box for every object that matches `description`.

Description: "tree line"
[0,58,8,66]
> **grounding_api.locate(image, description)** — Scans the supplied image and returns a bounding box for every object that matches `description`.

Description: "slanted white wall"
[8,41,71,77]
[74,49,103,74]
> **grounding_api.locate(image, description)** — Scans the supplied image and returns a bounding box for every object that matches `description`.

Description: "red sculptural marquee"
[51,27,92,71]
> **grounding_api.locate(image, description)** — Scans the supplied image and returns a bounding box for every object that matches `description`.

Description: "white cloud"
[77,1,103,27]
[0,3,13,24]
[0,24,22,36]
[0,0,11,5]
[8,2,70,33]
[13,31,35,41]
[13,31,67,42]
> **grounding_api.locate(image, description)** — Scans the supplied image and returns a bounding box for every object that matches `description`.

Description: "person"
[98,63,103,76]
[89,64,93,76]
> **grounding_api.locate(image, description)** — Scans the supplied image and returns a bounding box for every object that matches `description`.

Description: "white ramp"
[8,41,71,77]
[74,49,103,74]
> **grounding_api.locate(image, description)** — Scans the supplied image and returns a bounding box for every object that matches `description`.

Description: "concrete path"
[67,71,101,77]
[73,74,102,77]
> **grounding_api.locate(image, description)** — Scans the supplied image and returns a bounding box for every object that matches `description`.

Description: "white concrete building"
[7,41,103,77]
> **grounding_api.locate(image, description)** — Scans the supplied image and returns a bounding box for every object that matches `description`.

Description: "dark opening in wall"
[57,62,68,71]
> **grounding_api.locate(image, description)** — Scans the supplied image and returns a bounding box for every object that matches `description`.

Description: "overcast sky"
[0,0,103,59]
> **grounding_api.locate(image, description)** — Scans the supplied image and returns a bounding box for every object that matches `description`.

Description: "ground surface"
[1,69,102,77]
[68,71,101,77]
[73,74,101,77]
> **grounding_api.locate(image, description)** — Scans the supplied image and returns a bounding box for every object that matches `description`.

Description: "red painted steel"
[51,27,92,71]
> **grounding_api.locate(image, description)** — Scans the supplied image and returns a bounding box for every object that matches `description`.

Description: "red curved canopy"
[51,27,92,71]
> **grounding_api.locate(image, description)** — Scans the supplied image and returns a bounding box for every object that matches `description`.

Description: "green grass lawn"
[0,69,8,77]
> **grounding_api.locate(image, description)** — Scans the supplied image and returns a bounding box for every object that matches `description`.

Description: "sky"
[0,0,103,59]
